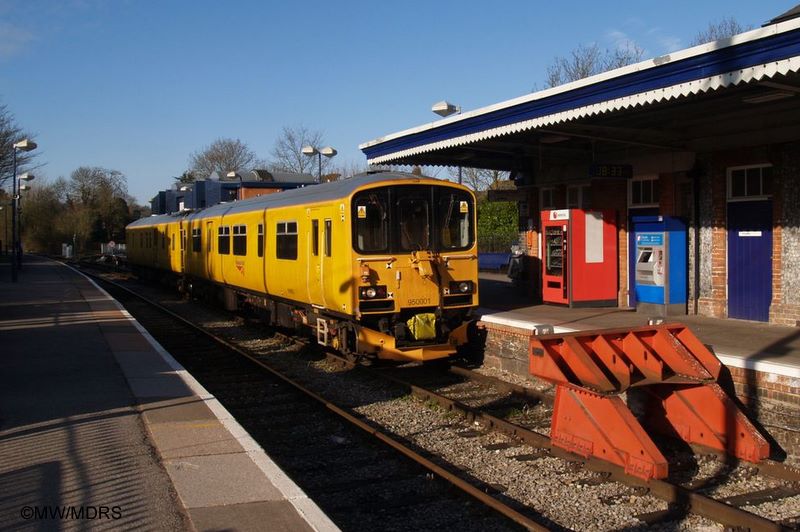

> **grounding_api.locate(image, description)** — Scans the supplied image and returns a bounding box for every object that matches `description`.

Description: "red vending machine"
[541,209,618,307]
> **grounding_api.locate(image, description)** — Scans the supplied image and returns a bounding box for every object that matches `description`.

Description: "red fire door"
[541,209,617,307]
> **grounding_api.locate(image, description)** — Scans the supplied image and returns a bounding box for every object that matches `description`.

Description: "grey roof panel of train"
[128,172,457,227]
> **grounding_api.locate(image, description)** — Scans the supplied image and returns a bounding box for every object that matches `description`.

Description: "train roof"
[127,171,465,228]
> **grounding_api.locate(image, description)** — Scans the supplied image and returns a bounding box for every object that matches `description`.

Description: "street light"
[301,145,337,182]
[10,139,37,282]
[431,101,463,185]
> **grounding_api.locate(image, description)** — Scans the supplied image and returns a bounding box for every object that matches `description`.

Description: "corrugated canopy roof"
[360,18,800,170]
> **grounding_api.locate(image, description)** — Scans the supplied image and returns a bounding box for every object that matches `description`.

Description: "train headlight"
[359,285,387,300]
[449,281,474,294]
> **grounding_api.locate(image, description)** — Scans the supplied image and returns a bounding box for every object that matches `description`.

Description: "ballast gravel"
[113,275,800,531]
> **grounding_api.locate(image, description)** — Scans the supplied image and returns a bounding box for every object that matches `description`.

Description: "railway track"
[81,267,547,532]
[364,360,800,530]
[80,263,800,530]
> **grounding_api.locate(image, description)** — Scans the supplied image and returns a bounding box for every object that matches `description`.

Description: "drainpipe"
[693,164,702,316]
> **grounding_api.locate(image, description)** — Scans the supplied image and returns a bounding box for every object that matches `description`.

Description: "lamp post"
[10,139,37,282]
[431,100,463,185]
[301,145,337,182]
[0,205,7,255]
[16,176,34,270]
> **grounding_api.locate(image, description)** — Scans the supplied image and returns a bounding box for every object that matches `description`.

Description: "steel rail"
[337,355,787,532]
[84,270,549,532]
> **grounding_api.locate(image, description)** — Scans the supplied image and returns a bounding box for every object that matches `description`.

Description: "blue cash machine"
[632,215,687,316]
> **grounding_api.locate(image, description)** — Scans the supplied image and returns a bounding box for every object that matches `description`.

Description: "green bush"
[477,200,518,252]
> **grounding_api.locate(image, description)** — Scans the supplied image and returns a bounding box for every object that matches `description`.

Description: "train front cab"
[349,181,478,361]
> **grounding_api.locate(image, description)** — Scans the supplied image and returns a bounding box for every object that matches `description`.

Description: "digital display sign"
[589,164,633,179]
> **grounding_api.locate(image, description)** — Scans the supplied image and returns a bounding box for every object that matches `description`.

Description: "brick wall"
[771,143,800,325]
[591,180,628,307]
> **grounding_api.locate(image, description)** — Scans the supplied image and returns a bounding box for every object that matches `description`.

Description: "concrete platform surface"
[0,256,337,532]
[479,272,800,379]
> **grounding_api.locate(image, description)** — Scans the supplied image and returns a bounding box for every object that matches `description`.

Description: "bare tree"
[545,42,644,88]
[456,168,507,191]
[690,17,751,46]
[0,103,38,188]
[270,125,329,175]
[189,138,257,179]
[330,160,368,181]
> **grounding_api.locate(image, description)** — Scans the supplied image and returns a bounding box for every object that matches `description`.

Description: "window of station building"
[233,225,247,256]
[312,220,319,256]
[218,226,231,255]
[257,224,264,257]
[192,228,201,252]
[540,187,556,210]
[567,184,591,209]
[276,221,298,260]
[325,219,332,257]
[629,176,660,207]
[728,164,773,201]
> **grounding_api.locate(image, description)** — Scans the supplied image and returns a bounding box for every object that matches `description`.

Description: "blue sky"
[0,0,793,204]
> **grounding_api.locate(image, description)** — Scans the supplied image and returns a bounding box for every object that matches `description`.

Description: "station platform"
[478,272,800,380]
[477,272,800,459]
[0,256,336,532]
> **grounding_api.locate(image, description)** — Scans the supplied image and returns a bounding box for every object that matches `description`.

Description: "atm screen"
[638,250,652,263]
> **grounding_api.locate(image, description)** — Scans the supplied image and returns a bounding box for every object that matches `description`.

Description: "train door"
[321,216,335,309]
[179,221,186,274]
[307,209,324,307]
[205,220,214,278]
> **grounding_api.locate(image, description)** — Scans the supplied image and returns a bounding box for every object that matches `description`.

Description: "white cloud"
[0,22,34,60]
[658,35,683,52]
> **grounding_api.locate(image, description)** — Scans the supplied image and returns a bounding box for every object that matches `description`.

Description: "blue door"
[727,201,772,321]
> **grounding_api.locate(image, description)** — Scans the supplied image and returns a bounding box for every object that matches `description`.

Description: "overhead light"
[319,146,337,157]
[742,90,794,104]
[13,139,37,151]
[301,145,318,156]
[432,100,460,117]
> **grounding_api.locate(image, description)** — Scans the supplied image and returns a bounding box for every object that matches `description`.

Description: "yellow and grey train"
[126,172,479,361]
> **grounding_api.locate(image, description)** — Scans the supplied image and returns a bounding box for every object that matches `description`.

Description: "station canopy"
[360,18,800,175]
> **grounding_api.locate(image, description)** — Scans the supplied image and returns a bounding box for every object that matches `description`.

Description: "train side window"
[324,219,332,257]
[437,190,474,250]
[218,226,230,255]
[192,228,201,252]
[233,225,247,256]
[312,220,319,256]
[257,224,264,257]
[276,221,297,260]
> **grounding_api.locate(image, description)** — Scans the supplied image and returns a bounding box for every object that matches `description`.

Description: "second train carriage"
[126,172,479,361]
